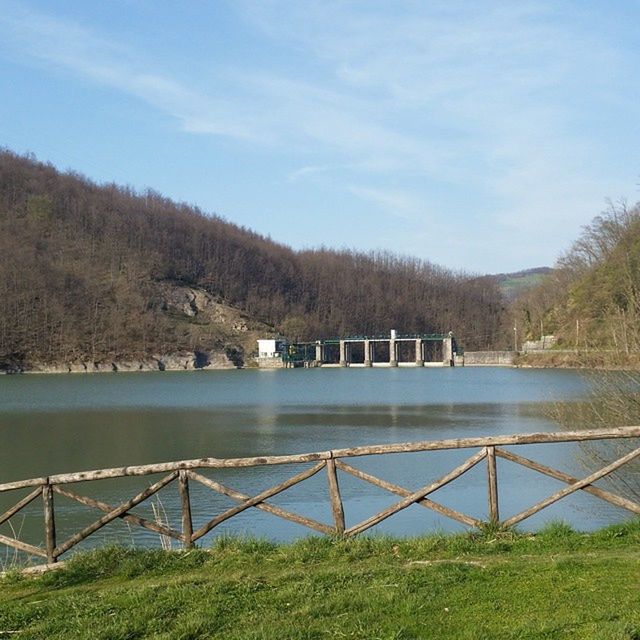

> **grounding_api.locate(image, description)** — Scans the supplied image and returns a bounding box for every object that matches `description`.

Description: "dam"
[256,330,462,368]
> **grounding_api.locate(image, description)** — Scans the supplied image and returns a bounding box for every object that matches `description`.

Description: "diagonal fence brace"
[191,462,327,542]
[188,470,333,537]
[335,459,481,528]
[54,471,179,557]
[346,448,488,536]
[502,446,640,528]
[0,487,42,526]
[496,447,640,515]
[53,485,183,541]
[0,532,47,558]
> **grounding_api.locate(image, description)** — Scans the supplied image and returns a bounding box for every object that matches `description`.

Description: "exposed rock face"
[19,350,235,374]
[159,284,250,332]
[1,282,274,374]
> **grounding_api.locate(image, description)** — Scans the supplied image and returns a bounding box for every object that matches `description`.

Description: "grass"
[1,521,639,639]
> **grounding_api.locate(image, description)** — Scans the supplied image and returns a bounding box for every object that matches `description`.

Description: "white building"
[257,339,284,359]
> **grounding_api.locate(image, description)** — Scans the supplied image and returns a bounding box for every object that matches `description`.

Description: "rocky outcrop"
[7,349,236,374]
[0,281,272,374]
[158,284,250,333]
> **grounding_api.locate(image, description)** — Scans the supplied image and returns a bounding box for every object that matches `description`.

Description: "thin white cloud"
[237,0,636,238]
[1,0,638,270]
[287,164,342,183]
[349,186,429,222]
[0,2,449,169]
[0,2,260,140]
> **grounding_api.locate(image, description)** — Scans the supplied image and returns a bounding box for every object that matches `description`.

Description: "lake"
[0,367,635,559]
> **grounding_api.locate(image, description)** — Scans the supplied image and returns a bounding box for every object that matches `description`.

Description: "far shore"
[0,351,239,375]
[514,350,640,370]
[3,349,638,374]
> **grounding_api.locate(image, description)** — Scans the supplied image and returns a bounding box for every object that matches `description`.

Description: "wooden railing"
[1,427,640,564]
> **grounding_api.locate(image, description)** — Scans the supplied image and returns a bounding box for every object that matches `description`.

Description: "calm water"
[0,367,634,558]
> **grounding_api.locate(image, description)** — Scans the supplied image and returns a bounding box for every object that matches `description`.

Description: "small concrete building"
[257,339,284,358]
[256,339,286,368]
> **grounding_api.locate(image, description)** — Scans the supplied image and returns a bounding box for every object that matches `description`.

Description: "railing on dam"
[1,427,640,564]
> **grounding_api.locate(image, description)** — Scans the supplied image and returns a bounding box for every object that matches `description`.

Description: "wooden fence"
[1,427,640,564]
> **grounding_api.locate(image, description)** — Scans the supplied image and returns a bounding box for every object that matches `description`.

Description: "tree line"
[0,149,506,368]
[512,200,640,352]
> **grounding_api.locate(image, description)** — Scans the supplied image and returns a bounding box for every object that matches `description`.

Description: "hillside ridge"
[0,149,505,371]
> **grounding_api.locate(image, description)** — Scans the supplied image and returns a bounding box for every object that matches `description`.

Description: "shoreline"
[0,350,239,375]
[513,350,640,370]
[4,351,639,374]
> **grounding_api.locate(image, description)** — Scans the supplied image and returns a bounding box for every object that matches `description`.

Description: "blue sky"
[1,1,639,273]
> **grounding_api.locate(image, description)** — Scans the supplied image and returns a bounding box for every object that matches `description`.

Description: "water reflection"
[0,367,635,557]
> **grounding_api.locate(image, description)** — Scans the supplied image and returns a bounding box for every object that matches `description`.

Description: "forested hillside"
[513,201,640,352]
[0,150,505,370]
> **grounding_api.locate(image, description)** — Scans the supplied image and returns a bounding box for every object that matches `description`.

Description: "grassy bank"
[513,350,640,369]
[1,521,639,639]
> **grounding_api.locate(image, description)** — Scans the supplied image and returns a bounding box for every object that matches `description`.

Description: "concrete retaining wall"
[256,357,285,369]
[462,351,515,366]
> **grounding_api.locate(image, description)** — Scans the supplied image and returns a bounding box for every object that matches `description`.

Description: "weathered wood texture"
[54,472,178,558]
[0,487,41,526]
[487,446,499,524]
[495,448,640,514]
[345,449,487,536]
[335,460,481,528]
[501,446,640,528]
[187,471,333,535]
[1,427,639,559]
[0,532,47,558]
[326,459,345,534]
[52,485,183,541]
[2,427,638,491]
[178,470,193,548]
[42,482,56,564]
[190,462,326,542]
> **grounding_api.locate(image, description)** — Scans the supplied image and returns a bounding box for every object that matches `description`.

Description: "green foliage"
[2,525,640,639]
[512,201,640,351]
[495,268,552,302]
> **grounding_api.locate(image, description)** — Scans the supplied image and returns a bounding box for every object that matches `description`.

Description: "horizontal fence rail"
[1,427,639,564]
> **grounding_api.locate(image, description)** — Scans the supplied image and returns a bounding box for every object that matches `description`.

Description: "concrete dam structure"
[257,330,461,368]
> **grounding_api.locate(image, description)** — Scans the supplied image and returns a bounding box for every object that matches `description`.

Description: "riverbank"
[514,351,640,369]
[0,349,241,374]
[9,351,637,373]
[2,521,639,639]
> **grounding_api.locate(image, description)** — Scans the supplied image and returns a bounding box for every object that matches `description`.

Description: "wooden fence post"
[326,458,345,535]
[486,446,499,524]
[1,428,640,560]
[42,480,56,563]
[179,470,193,549]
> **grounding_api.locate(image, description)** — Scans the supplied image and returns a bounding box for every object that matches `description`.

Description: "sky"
[1,1,639,274]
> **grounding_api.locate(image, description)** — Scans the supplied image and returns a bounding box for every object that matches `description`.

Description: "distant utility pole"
[513,325,518,352]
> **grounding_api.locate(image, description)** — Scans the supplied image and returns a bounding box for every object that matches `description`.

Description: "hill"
[512,201,640,352]
[0,150,505,371]
[493,267,553,302]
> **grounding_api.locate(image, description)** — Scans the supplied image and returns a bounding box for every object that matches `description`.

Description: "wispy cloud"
[237,1,634,242]
[0,0,637,270]
[348,186,428,222]
[0,2,261,140]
